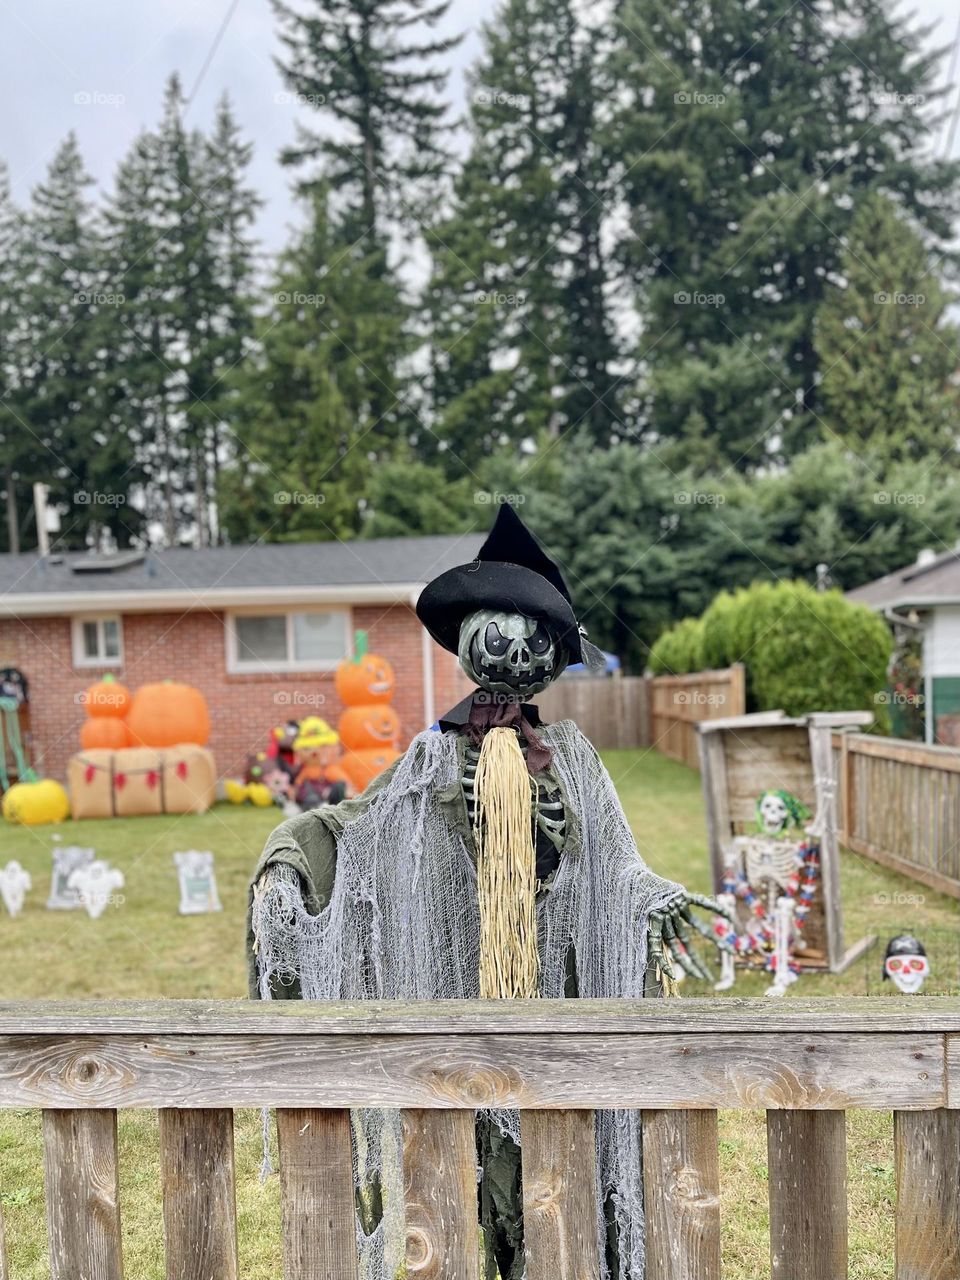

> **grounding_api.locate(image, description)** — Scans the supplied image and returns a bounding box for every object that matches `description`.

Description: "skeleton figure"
[247,504,732,1280]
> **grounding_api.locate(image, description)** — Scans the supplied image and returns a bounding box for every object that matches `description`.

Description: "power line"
[183,0,242,116]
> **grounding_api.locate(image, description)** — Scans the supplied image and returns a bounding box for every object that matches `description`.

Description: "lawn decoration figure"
[47,846,95,909]
[69,859,124,919]
[174,850,222,915]
[0,860,31,917]
[288,717,351,810]
[882,934,929,993]
[248,504,731,1280]
[718,789,820,994]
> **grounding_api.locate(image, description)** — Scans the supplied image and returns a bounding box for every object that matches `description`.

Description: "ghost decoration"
[0,861,32,917]
[882,934,929,994]
[68,860,125,920]
[174,850,222,915]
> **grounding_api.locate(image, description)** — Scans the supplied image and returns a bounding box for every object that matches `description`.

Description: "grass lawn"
[0,750,956,1278]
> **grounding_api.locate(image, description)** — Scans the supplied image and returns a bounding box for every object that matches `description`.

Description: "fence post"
[642,1109,721,1280]
[894,1109,960,1280]
[767,1111,847,1280]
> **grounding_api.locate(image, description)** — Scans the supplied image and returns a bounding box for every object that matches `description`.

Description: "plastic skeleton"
[454,608,730,983]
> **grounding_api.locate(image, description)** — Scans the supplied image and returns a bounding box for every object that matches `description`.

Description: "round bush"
[647,616,705,675]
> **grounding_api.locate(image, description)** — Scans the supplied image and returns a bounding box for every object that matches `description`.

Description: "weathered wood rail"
[651,665,747,769]
[1,997,959,1280]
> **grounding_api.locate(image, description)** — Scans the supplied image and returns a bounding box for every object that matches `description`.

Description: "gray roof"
[846,548,960,610]
[0,534,486,605]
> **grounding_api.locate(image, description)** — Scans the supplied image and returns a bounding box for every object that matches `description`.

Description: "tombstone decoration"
[0,861,31,917]
[47,845,95,910]
[174,850,222,915]
[68,859,125,920]
[882,934,929,994]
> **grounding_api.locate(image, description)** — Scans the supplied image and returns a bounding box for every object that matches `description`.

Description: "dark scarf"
[465,694,552,775]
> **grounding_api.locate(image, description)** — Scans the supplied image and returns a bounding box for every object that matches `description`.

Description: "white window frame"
[226,607,351,673]
[71,615,124,668]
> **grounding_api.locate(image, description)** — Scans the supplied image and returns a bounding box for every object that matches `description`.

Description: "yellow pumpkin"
[2,778,70,826]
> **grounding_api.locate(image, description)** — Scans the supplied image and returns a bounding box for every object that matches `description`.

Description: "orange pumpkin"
[127,680,210,748]
[84,673,131,718]
[339,747,400,792]
[335,653,395,706]
[337,704,400,751]
[80,717,131,750]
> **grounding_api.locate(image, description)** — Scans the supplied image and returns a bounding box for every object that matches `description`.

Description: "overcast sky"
[2,0,959,259]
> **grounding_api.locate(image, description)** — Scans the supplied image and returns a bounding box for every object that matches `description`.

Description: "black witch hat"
[416,504,605,670]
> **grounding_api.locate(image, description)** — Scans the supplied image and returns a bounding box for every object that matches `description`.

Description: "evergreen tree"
[426,0,621,473]
[19,137,138,548]
[815,193,960,465]
[0,161,30,552]
[607,0,960,468]
[219,191,409,542]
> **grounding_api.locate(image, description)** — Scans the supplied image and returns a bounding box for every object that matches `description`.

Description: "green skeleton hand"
[648,890,735,983]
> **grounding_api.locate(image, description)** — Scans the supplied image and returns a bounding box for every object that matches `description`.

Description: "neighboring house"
[847,547,960,743]
[0,535,482,784]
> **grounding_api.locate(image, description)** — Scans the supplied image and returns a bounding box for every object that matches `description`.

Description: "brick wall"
[0,603,470,785]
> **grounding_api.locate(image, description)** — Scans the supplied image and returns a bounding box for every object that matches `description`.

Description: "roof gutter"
[882,605,925,632]
[0,582,429,618]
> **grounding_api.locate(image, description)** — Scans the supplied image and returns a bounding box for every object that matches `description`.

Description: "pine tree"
[426,0,622,471]
[815,193,960,465]
[219,191,409,542]
[19,136,138,549]
[607,0,960,468]
[0,161,30,552]
[273,0,460,232]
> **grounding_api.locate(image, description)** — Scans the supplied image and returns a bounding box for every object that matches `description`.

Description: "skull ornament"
[758,792,790,836]
[882,935,929,994]
[458,609,566,698]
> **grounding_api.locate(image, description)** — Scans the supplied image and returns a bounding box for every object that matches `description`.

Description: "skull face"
[458,609,566,699]
[884,953,928,994]
[758,792,790,836]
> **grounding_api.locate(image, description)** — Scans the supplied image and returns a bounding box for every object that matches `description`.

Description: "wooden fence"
[650,665,746,769]
[536,675,650,748]
[2,997,958,1279]
[834,732,960,900]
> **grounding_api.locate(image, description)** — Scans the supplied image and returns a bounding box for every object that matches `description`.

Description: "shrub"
[650,581,892,726]
[647,616,705,675]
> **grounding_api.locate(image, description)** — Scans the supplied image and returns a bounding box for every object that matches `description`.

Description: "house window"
[227,609,350,672]
[72,616,123,668]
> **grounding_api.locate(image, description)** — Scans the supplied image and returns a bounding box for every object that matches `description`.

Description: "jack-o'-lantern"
[127,680,210,748]
[335,653,395,706]
[80,717,131,751]
[84,673,132,718]
[338,704,400,752]
[339,747,400,793]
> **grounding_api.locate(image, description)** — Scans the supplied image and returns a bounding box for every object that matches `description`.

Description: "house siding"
[0,603,470,786]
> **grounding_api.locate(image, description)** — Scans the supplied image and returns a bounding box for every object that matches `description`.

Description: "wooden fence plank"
[402,1109,479,1280]
[520,1109,599,1280]
[159,1108,238,1280]
[0,1031,942,1110]
[894,1110,960,1280]
[642,1109,720,1280]
[767,1111,847,1280]
[277,1108,358,1280]
[42,1109,123,1280]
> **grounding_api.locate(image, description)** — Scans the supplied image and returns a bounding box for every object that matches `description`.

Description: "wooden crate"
[698,711,875,973]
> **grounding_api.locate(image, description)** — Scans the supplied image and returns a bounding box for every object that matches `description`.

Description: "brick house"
[0,535,482,785]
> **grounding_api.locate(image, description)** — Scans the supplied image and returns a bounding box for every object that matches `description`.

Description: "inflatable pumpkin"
[339,747,400,793]
[335,652,395,706]
[2,778,70,826]
[84,673,131,718]
[80,717,131,751]
[127,680,210,748]
[338,704,401,752]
